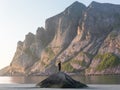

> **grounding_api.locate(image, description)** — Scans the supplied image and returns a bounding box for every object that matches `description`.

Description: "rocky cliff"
[0,1,120,76]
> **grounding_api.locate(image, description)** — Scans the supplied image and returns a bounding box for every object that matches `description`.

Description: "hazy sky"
[0,0,120,69]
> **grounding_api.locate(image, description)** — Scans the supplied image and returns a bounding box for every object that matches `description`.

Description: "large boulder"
[36,72,87,88]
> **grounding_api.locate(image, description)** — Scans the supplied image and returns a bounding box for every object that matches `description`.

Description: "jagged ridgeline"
[0,1,120,76]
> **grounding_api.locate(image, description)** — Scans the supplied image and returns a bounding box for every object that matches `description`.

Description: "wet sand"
[0,84,120,90]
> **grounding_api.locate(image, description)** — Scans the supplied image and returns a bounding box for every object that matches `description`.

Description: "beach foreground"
[0,84,120,90]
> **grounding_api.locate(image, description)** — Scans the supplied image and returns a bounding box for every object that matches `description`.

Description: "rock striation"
[0,1,120,76]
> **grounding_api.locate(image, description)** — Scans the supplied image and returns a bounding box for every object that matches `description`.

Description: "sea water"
[0,84,120,90]
[0,75,120,90]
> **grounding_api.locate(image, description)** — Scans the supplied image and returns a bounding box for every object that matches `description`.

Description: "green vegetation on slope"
[71,59,86,67]
[24,48,39,60]
[95,53,120,71]
[71,52,93,67]
[62,61,74,72]
[62,52,91,72]
[24,48,33,55]
[45,47,55,60]
[83,52,94,58]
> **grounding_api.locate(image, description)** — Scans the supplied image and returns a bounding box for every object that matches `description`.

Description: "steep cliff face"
[3,27,50,75]
[30,1,87,75]
[10,32,37,75]
[86,28,120,75]
[43,2,120,74]
[0,1,120,76]
[84,2,120,75]
[51,1,120,74]
[46,1,86,54]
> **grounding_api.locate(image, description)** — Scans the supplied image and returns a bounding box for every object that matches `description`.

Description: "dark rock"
[36,72,88,88]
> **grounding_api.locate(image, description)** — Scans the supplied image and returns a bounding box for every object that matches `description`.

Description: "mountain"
[0,1,120,76]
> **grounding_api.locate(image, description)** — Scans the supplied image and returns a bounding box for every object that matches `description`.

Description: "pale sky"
[0,0,120,69]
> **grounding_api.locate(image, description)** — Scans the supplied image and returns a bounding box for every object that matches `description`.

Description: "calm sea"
[0,75,120,90]
[0,75,120,84]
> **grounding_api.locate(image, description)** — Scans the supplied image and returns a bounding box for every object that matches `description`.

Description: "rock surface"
[36,72,87,88]
[0,1,120,76]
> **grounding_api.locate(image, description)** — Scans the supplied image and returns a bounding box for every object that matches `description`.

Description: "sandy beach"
[0,84,120,90]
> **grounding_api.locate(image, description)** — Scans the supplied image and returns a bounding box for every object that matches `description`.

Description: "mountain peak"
[64,1,86,14]
[89,1,119,7]
[91,1,99,4]
[69,1,86,8]
[72,1,81,5]
[89,1,102,7]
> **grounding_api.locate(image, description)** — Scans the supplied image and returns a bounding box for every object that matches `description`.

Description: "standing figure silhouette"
[58,61,61,72]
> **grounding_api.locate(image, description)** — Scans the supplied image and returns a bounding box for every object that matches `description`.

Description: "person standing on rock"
[58,61,61,72]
